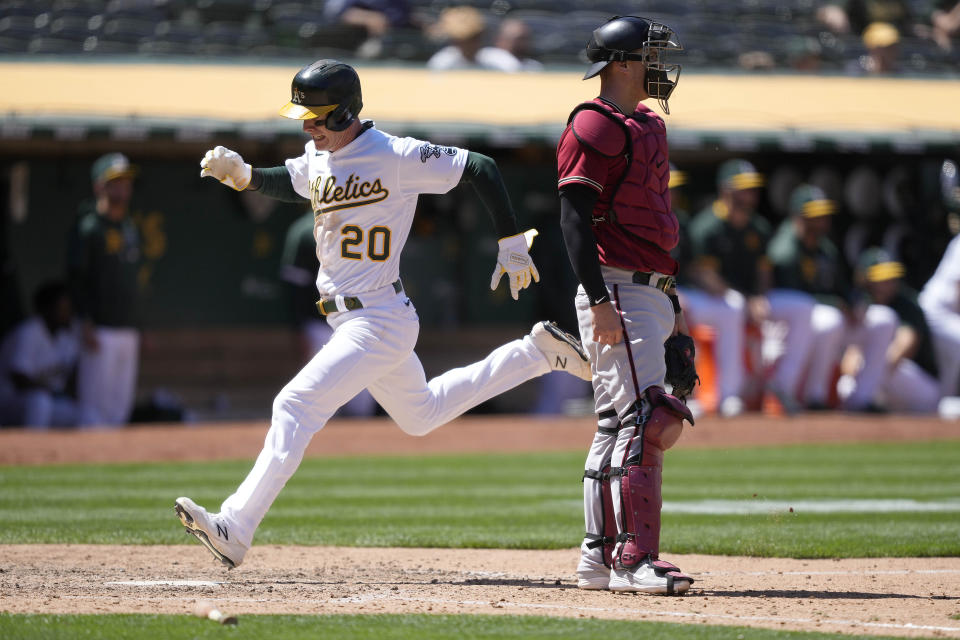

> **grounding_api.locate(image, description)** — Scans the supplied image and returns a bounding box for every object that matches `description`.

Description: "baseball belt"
[631,271,675,293]
[316,279,403,316]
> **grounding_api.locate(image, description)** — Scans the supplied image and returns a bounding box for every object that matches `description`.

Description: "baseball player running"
[175,59,591,568]
[557,16,695,594]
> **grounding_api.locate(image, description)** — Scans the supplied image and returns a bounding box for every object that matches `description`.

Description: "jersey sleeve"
[283,143,314,200]
[280,214,316,281]
[556,117,619,194]
[395,137,468,195]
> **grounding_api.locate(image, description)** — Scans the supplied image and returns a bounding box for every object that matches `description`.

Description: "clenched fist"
[200,146,252,191]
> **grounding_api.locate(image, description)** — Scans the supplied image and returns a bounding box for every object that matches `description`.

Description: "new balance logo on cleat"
[174,497,248,570]
[529,321,592,381]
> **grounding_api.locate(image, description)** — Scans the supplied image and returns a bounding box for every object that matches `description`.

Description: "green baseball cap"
[789,184,836,218]
[858,247,904,282]
[717,159,764,191]
[91,153,138,184]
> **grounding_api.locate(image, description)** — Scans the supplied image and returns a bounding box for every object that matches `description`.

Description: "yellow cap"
[862,22,899,49]
[669,169,688,188]
[278,101,338,120]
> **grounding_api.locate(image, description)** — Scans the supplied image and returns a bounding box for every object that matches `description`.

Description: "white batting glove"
[199,146,252,191]
[490,228,540,300]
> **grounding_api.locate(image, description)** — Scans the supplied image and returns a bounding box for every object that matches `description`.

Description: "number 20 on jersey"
[341,224,391,261]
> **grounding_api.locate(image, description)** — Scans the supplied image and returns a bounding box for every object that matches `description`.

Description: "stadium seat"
[0,15,47,39]
[27,35,83,53]
[0,35,30,53]
[48,15,91,40]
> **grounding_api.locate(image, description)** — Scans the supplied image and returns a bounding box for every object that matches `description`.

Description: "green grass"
[0,441,958,557]
[0,613,908,640]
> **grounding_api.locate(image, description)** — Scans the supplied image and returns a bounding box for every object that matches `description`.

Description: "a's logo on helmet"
[292,88,306,104]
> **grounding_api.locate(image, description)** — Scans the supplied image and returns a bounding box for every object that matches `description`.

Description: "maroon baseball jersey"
[557,99,678,275]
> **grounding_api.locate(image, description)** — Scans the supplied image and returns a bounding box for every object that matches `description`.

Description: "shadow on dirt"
[703,589,957,600]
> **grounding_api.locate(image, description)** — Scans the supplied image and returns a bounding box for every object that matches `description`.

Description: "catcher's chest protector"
[570,100,678,251]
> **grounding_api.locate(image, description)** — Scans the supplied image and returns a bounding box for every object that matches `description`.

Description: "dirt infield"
[1,415,959,637]
[2,545,958,637]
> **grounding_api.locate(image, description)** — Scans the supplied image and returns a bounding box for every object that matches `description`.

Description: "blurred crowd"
[2,0,959,427]
[1,154,144,429]
[1,0,959,74]
[1,151,959,429]
[670,158,960,420]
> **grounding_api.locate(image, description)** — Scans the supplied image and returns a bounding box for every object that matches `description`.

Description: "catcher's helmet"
[279,59,363,132]
[583,16,682,114]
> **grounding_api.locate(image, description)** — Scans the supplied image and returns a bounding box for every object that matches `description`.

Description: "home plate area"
[2,544,959,638]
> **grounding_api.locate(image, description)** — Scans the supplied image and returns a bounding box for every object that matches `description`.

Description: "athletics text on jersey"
[285,126,467,297]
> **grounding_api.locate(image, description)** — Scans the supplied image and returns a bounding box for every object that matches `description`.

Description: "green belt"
[632,271,675,293]
[316,280,403,316]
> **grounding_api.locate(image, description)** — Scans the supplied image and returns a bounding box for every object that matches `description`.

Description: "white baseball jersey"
[0,317,80,398]
[189,121,582,556]
[921,234,960,314]
[284,124,467,297]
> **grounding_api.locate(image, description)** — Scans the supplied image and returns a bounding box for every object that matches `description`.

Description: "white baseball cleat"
[576,567,611,590]
[530,321,592,381]
[174,497,247,569]
[609,557,694,595]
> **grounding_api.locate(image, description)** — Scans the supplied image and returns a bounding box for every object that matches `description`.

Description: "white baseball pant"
[575,267,675,575]
[764,289,816,402]
[677,287,746,404]
[219,284,551,548]
[804,303,897,408]
[882,358,941,413]
[0,389,80,428]
[919,302,960,397]
[303,319,378,417]
[77,327,140,427]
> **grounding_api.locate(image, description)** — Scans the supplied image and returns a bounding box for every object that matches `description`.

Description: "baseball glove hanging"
[664,333,699,399]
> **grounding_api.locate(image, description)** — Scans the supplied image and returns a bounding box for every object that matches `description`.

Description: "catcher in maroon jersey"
[556,15,696,594]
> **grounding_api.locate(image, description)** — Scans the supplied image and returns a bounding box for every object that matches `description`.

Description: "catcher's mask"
[583,16,682,114]
[279,59,363,132]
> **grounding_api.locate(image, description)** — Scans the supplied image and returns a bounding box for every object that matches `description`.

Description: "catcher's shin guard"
[583,463,617,568]
[615,386,693,569]
[580,408,618,575]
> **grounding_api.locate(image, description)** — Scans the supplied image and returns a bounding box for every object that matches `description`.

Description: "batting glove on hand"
[200,146,252,191]
[490,228,540,300]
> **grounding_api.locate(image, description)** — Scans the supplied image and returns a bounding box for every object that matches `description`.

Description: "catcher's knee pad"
[614,386,693,569]
[641,385,693,465]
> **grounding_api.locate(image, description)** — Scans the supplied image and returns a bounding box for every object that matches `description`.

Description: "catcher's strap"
[663,333,699,399]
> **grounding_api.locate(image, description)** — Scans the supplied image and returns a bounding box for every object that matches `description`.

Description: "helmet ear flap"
[322,91,362,132]
[324,106,354,132]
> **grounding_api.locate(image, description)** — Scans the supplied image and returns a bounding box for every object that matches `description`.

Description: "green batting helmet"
[279,59,363,132]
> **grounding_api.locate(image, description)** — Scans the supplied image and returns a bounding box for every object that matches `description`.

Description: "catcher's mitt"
[664,333,699,399]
